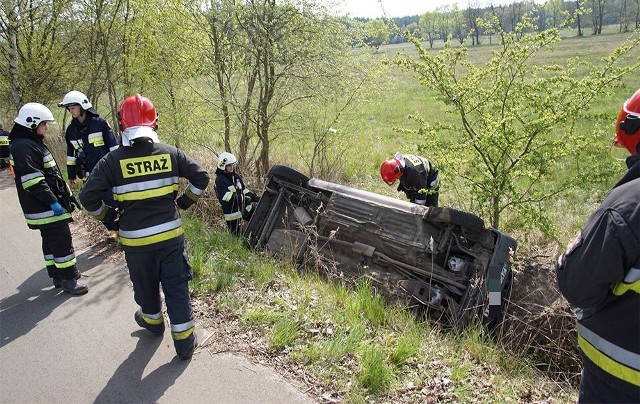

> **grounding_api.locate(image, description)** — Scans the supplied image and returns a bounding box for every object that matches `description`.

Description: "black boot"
[175,333,198,360]
[53,269,81,288]
[62,278,88,295]
[134,310,165,335]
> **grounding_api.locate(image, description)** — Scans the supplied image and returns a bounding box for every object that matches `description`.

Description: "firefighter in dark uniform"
[59,90,120,239]
[9,103,87,295]
[214,152,259,236]
[380,152,440,207]
[556,88,640,403]
[80,94,209,360]
[0,123,10,170]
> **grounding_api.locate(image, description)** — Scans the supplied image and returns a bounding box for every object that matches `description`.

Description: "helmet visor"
[609,141,631,160]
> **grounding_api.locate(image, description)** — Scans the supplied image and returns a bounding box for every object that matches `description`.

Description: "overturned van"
[244,165,517,329]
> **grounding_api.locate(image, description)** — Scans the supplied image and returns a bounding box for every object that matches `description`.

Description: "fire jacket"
[214,168,256,222]
[79,140,209,252]
[8,124,73,229]
[65,113,118,180]
[397,154,440,203]
[0,128,9,166]
[556,156,640,395]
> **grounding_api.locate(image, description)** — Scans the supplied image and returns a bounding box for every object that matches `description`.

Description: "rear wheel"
[266,165,310,191]
[423,207,485,232]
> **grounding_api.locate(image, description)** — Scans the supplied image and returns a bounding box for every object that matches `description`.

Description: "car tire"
[423,207,485,231]
[267,165,310,190]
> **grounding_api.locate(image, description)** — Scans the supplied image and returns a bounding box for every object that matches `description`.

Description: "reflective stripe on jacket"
[397,154,440,201]
[9,125,73,229]
[214,168,250,222]
[80,141,209,252]
[65,114,119,179]
[556,157,640,395]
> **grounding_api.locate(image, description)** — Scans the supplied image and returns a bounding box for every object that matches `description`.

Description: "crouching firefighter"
[80,94,210,360]
[214,152,260,236]
[9,103,87,295]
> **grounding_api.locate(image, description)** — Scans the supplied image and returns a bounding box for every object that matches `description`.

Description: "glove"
[51,201,65,215]
[175,195,191,210]
[102,206,120,223]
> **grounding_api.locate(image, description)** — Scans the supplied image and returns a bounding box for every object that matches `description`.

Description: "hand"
[175,195,190,210]
[69,179,76,186]
[51,201,65,215]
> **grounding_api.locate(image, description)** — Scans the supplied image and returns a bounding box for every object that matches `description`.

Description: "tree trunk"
[7,7,21,111]
[576,0,583,36]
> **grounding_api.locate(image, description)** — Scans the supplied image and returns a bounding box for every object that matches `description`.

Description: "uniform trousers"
[40,224,78,280]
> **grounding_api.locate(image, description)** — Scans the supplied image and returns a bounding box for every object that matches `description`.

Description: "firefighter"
[59,90,120,240]
[0,123,9,170]
[214,152,259,236]
[9,103,87,295]
[380,152,440,207]
[556,88,640,402]
[79,94,209,360]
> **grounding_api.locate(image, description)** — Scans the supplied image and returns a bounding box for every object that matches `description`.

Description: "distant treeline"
[351,0,640,47]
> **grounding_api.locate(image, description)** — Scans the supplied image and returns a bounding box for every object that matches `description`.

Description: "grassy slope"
[185,29,639,403]
[184,213,576,403]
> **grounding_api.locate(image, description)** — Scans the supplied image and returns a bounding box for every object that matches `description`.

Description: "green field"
[264,28,638,250]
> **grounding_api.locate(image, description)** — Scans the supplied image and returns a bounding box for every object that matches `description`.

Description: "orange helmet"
[613,88,640,157]
[380,158,403,185]
[118,94,157,130]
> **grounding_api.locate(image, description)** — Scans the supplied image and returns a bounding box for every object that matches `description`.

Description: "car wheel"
[423,206,485,231]
[267,165,310,190]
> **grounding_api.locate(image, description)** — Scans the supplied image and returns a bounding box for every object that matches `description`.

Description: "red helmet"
[118,93,157,130]
[613,88,640,157]
[380,158,403,185]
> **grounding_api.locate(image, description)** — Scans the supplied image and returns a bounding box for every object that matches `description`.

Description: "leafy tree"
[465,0,483,45]
[199,0,377,178]
[544,0,568,28]
[450,5,468,44]
[364,19,389,50]
[574,0,591,36]
[63,0,128,128]
[590,0,606,34]
[125,0,207,147]
[418,12,439,48]
[395,16,639,233]
[0,0,76,110]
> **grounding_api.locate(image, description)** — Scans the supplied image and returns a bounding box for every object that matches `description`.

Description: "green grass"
[183,215,577,402]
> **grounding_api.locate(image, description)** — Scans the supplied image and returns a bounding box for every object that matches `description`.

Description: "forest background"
[1,0,640,401]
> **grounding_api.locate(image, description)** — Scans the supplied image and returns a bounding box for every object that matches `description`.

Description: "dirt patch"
[499,257,582,386]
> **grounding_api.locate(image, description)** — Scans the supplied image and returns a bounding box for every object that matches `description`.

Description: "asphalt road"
[0,169,314,404]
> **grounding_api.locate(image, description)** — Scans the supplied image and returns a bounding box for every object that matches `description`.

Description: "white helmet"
[218,152,237,169]
[58,90,93,110]
[14,103,55,130]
